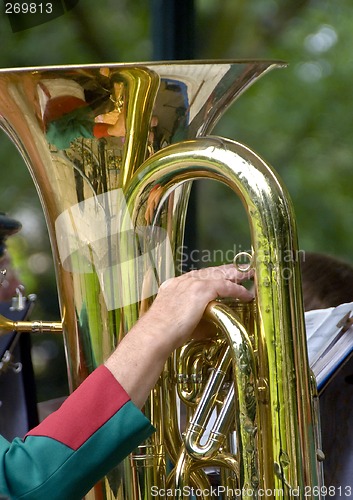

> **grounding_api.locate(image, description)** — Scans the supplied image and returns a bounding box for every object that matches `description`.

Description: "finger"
[181,275,254,303]
[181,264,253,283]
[216,263,254,282]
[209,279,255,302]
[158,266,255,302]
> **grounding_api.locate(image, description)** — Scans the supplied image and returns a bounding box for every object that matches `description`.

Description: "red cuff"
[26,365,130,450]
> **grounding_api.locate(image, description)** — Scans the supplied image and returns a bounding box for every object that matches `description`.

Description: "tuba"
[0,61,324,499]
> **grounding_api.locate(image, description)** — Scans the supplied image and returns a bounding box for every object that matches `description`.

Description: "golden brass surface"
[0,315,62,335]
[0,60,323,499]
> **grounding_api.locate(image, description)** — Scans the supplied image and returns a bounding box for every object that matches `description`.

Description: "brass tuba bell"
[0,61,323,499]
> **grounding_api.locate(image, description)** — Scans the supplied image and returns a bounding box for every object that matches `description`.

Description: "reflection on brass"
[0,314,62,335]
[0,61,323,499]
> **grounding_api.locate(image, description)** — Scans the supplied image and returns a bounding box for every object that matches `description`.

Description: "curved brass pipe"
[117,67,160,188]
[125,135,320,496]
[170,300,257,498]
[1,60,310,500]
[171,445,240,499]
[177,339,220,404]
[202,300,258,495]
[183,343,233,460]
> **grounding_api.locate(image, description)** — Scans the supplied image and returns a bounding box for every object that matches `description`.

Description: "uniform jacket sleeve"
[0,365,155,500]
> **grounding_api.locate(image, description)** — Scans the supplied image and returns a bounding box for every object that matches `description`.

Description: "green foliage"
[196,0,353,264]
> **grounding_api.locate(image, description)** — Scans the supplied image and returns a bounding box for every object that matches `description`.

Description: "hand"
[105,264,254,408]
[141,264,254,351]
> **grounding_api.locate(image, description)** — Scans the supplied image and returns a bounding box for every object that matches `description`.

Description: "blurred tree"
[196,0,353,265]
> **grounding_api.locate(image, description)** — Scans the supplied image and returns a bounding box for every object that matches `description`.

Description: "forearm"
[104,311,172,408]
[0,264,253,500]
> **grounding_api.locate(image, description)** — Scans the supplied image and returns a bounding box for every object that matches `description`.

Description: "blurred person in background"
[300,251,353,490]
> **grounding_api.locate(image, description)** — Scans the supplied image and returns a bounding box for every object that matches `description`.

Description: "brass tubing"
[172,445,240,500]
[125,136,320,497]
[184,344,232,459]
[0,61,295,500]
[172,449,212,500]
[0,314,62,335]
[204,301,259,498]
[177,341,209,403]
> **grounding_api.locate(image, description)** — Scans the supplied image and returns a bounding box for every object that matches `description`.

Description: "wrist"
[105,313,173,408]
[132,309,179,357]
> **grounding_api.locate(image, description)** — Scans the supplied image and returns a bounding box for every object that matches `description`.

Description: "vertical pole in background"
[151,0,195,60]
[150,0,198,271]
